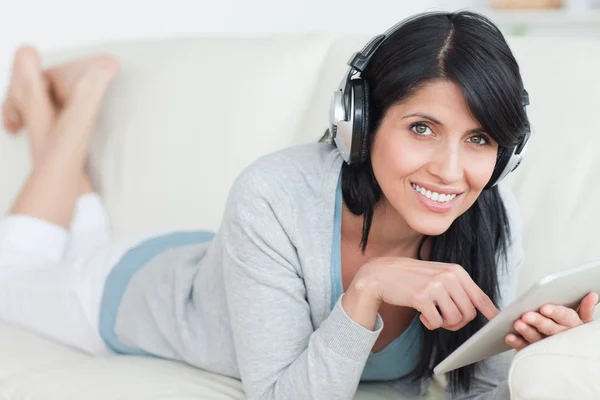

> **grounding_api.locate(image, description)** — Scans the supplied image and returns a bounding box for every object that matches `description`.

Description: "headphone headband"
[348,13,444,74]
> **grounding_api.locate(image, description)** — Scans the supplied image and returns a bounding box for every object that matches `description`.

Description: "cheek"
[465,150,498,191]
[372,133,424,179]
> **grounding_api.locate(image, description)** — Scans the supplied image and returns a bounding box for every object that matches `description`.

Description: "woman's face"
[370,80,498,237]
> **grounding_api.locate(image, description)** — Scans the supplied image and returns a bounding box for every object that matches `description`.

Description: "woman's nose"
[427,144,464,184]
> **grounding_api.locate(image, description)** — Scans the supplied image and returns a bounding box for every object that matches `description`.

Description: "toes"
[11,46,42,85]
[14,46,41,65]
[2,46,42,133]
[3,45,44,105]
[95,56,120,72]
[2,100,23,133]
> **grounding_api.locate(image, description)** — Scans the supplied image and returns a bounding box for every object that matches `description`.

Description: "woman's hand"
[505,292,599,351]
[344,257,499,331]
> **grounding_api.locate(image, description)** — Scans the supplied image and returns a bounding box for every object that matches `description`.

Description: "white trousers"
[0,194,154,355]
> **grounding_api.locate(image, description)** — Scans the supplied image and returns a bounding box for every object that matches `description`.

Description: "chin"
[400,185,475,236]
[408,217,455,237]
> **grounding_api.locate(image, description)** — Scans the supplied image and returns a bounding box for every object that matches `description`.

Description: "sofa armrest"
[509,319,600,399]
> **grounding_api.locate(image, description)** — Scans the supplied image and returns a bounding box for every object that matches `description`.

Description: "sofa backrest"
[1,34,599,293]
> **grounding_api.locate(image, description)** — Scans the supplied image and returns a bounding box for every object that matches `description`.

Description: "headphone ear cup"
[349,79,371,164]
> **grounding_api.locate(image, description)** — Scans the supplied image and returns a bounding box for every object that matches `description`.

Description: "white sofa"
[0,31,599,400]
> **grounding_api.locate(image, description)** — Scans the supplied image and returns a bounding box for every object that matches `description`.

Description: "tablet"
[433,259,600,375]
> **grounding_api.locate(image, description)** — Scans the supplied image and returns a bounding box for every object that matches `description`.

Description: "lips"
[411,183,459,203]
[410,182,463,213]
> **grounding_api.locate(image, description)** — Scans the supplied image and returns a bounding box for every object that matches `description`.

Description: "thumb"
[578,292,599,323]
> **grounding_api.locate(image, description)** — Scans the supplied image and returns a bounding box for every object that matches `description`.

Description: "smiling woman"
[325,10,533,396]
[0,9,596,400]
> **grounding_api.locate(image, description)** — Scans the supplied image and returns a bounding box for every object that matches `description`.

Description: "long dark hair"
[325,11,529,394]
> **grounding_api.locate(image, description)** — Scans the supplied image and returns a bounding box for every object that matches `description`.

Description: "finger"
[539,305,582,328]
[514,319,546,343]
[521,312,567,337]
[432,290,463,329]
[452,265,499,321]
[447,283,478,326]
[419,302,443,330]
[505,333,528,352]
[419,314,433,330]
[443,322,464,331]
[577,292,599,323]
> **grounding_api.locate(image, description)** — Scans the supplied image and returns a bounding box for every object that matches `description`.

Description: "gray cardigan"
[107,143,523,400]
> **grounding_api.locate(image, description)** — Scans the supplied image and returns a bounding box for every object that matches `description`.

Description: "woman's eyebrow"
[402,112,442,125]
[401,112,485,134]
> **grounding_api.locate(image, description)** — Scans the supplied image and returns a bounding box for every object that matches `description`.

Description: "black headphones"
[329,15,531,189]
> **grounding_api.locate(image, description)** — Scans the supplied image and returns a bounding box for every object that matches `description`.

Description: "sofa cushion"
[0,323,446,399]
[509,320,600,399]
[0,323,86,380]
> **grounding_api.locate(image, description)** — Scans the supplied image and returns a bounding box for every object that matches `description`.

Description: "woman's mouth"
[411,183,457,203]
[410,183,462,213]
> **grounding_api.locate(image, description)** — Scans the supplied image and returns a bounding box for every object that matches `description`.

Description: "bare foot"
[44,57,119,154]
[1,46,57,163]
[2,46,49,134]
[45,55,119,105]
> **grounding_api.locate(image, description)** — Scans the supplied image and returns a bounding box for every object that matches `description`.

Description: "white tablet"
[433,259,600,375]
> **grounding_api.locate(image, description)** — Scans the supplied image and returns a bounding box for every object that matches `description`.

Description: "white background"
[0,0,483,90]
[1,0,599,92]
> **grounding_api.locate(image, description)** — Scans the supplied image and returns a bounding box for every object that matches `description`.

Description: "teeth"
[412,184,457,203]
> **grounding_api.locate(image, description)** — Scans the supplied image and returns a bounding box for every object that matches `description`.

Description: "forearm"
[252,297,382,400]
[259,281,383,400]
[225,242,383,399]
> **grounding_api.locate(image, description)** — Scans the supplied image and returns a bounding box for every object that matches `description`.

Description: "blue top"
[99,231,215,354]
[330,177,423,381]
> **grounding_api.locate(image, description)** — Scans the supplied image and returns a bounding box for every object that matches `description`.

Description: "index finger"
[452,265,499,320]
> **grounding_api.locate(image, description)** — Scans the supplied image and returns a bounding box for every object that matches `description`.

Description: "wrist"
[342,272,382,331]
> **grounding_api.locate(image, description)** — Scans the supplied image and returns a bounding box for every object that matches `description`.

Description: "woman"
[0,10,596,400]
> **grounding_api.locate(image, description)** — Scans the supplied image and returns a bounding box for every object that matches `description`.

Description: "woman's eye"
[467,135,488,146]
[411,123,432,136]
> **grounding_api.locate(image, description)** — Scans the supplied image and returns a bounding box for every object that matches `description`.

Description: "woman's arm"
[220,166,382,400]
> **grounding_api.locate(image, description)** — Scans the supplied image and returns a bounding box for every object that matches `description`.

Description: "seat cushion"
[509,320,600,400]
[0,323,446,399]
[0,323,87,379]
